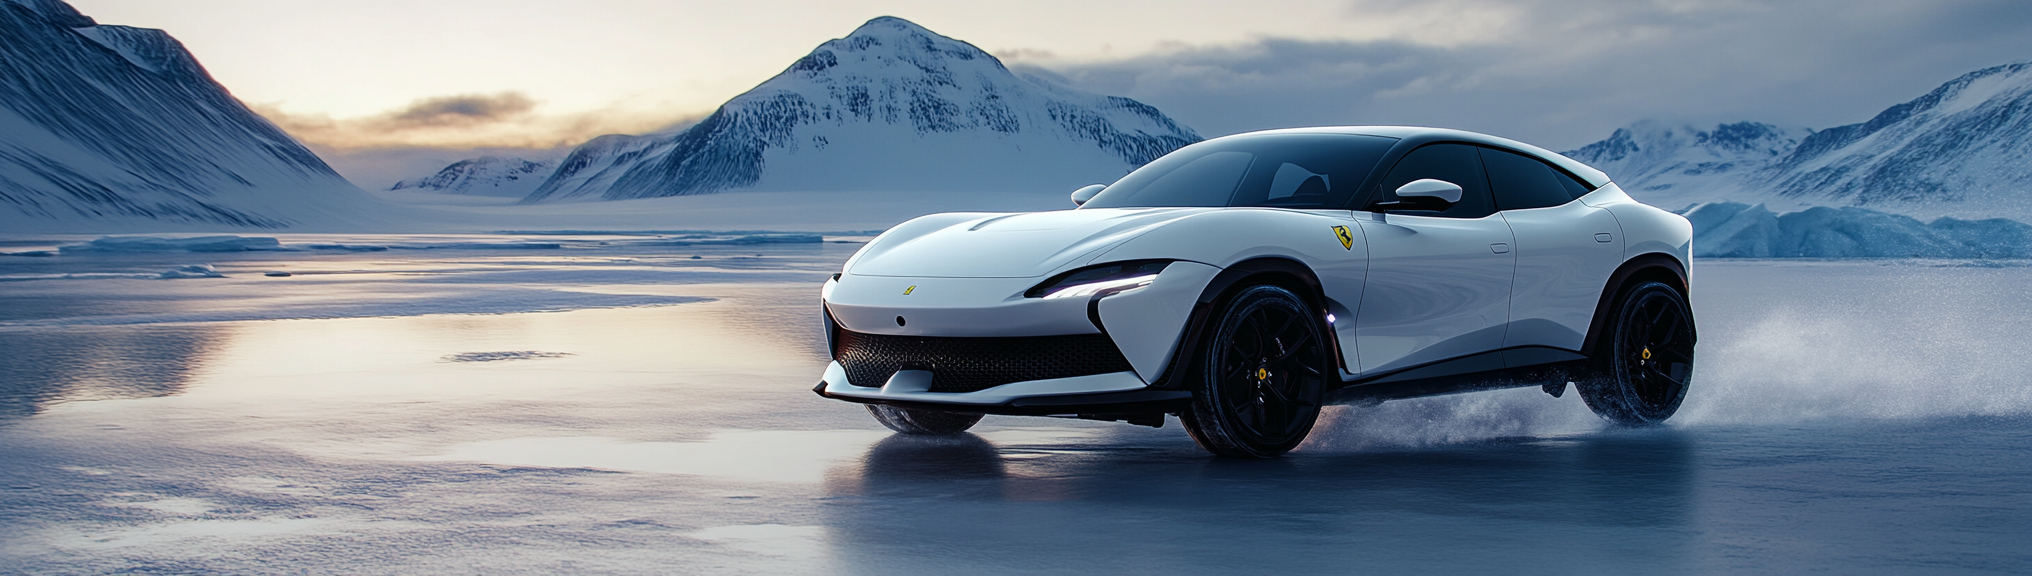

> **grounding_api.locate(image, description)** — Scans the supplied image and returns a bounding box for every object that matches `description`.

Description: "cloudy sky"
[64,0,2032,185]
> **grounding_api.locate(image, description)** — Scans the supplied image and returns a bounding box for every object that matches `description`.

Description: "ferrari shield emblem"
[903,285,916,295]
[1331,225,1354,250]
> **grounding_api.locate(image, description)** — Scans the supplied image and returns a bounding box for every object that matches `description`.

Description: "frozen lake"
[1,235,2029,573]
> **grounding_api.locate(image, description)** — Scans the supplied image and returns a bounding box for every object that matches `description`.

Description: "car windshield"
[1080,133,1397,209]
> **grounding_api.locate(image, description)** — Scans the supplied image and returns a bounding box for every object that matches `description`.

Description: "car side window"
[1480,147,1574,211]
[1371,143,1494,219]
[1555,169,1596,200]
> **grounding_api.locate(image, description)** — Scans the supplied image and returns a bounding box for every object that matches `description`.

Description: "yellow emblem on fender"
[903,285,916,295]
[1331,225,1354,250]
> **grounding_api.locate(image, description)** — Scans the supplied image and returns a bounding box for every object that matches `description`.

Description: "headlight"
[1026,260,1172,300]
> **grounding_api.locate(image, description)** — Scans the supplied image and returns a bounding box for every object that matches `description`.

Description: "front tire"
[866,405,983,435]
[1579,280,1695,425]
[1180,285,1331,458]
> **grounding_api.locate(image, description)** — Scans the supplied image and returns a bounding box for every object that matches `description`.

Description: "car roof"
[1220,126,1611,189]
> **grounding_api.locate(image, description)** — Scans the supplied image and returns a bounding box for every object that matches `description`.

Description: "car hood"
[848,208,1214,278]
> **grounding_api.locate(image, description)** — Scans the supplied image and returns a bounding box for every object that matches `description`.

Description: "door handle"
[1490,242,1510,254]
[1595,233,1614,243]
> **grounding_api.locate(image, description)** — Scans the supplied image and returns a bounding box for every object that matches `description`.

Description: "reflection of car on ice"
[814,127,1696,458]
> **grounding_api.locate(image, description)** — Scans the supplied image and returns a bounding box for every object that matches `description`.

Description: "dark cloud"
[388,92,539,127]
[1030,0,2032,149]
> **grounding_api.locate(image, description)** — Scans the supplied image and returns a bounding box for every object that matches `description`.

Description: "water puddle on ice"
[685,524,827,558]
[417,429,892,483]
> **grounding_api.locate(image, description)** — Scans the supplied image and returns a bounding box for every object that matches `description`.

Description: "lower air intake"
[833,328,1136,393]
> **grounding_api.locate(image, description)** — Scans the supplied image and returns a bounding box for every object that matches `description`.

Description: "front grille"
[833,328,1135,393]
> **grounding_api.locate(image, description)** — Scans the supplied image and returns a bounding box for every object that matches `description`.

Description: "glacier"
[516,16,1201,203]
[1683,202,2032,258]
[0,0,380,232]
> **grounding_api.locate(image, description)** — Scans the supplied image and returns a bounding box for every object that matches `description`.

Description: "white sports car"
[815,126,1695,457]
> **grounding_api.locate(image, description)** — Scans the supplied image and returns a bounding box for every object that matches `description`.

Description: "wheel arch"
[1580,252,1694,359]
[1150,256,1345,391]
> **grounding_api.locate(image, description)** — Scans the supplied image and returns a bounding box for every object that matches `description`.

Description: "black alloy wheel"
[1579,280,1696,425]
[1181,285,1331,458]
[867,405,983,435]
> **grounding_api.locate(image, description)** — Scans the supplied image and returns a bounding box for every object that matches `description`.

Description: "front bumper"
[813,261,1219,416]
[813,361,1192,415]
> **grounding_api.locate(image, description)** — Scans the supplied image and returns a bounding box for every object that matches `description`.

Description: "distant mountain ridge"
[1567,61,2032,219]
[1564,120,1812,197]
[516,16,1201,203]
[0,0,375,230]
[390,156,558,198]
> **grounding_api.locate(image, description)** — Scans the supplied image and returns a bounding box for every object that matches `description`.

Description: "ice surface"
[1,244,2030,573]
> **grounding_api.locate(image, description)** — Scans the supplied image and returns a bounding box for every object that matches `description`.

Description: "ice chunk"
[157,264,222,279]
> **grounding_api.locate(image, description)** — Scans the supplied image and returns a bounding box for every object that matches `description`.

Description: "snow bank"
[1684,202,2032,258]
[59,235,284,254]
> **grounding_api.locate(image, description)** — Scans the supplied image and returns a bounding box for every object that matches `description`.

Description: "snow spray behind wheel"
[1302,260,2032,451]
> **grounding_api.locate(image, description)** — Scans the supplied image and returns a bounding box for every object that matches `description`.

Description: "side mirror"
[1071,184,1106,207]
[1371,179,1461,212]
[1396,179,1462,203]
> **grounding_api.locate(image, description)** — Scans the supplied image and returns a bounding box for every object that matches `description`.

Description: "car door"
[1351,143,1517,375]
[1482,147,1624,353]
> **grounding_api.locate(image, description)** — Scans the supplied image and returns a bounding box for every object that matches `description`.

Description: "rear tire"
[1180,285,1331,458]
[1578,280,1695,425]
[866,405,983,435]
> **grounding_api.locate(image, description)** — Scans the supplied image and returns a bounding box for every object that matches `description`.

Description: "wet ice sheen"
[420,430,892,483]
[1,240,2030,573]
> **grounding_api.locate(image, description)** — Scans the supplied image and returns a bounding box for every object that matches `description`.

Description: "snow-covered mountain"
[1762,62,2032,211]
[1569,61,2032,219]
[389,156,558,198]
[519,16,1200,203]
[1563,120,1810,201]
[0,0,377,231]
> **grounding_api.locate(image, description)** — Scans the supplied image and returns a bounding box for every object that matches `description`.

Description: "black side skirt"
[1327,346,1590,406]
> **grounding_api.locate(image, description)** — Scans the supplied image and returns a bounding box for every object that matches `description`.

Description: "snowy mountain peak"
[3,0,93,27]
[1781,62,2032,168]
[1563,120,1809,195]
[1762,60,2032,208]
[520,16,1200,203]
[390,156,559,198]
[0,0,375,231]
[1565,61,2032,219]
